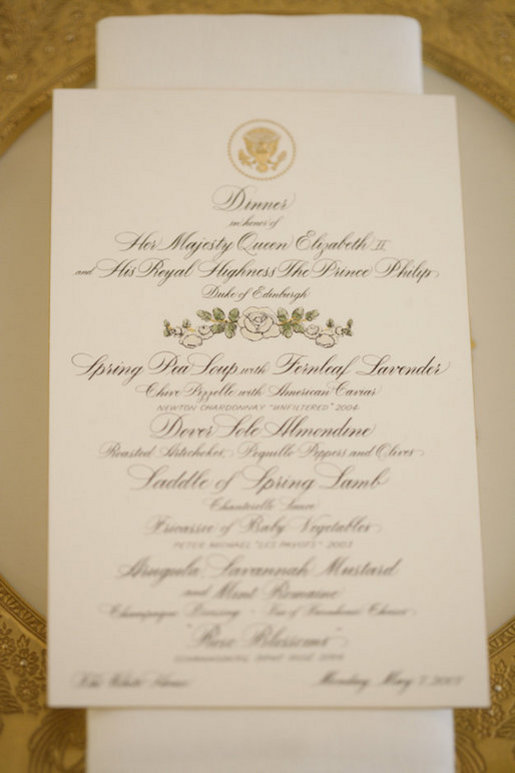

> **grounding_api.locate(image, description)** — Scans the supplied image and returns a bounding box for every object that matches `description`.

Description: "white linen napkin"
[96,14,423,94]
[88,707,454,773]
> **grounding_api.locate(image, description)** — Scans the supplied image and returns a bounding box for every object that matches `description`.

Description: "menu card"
[49,88,488,707]
[89,17,455,769]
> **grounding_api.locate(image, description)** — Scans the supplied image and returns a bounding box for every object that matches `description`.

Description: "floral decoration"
[0,575,87,772]
[163,307,353,348]
[0,622,45,719]
[454,643,515,772]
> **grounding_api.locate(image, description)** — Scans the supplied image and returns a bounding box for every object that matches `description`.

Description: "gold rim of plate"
[0,572,514,772]
[0,0,513,157]
[0,2,513,769]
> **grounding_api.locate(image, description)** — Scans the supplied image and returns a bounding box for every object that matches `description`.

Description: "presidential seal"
[228,119,295,180]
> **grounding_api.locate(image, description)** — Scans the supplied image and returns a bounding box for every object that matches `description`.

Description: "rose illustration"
[304,324,320,339]
[239,307,280,341]
[181,333,203,348]
[315,332,337,348]
[163,320,182,337]
[164,308,352,348]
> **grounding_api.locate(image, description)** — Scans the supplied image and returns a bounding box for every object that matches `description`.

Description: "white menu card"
[90,15,455,771]
[89,17,454,771]
[49,88,488,708]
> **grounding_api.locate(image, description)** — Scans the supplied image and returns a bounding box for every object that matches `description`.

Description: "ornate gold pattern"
[0,572,513,771]
[455,618,515,773]
[0,582,46,643]
[0,4,512,766]
[0,574,86,773]
[0,0,513,156]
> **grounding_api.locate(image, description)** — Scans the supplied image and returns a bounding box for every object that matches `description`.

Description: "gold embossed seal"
[229,119,295,180]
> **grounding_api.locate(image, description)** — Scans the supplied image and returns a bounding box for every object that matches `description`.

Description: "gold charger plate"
[0,2,513,771]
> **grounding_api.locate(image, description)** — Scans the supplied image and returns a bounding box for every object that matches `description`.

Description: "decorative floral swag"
[163,307,353,348]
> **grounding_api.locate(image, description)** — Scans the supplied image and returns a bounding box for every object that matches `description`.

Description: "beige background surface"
[0,69,513,635]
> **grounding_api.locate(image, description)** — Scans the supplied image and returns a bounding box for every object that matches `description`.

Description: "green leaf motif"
[163,307,352,348]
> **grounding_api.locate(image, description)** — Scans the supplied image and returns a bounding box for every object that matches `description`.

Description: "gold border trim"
[454,615,515,772]
[424,42,514,119]
[0,58,95,154]
[0,573,86,772]
[488,616,515,657]
[0,574,46,644]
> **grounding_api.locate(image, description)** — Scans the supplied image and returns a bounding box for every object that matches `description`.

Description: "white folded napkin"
[88,707,454,773]
[97,14,423,94]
